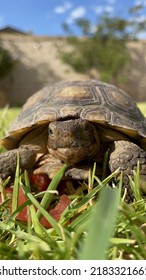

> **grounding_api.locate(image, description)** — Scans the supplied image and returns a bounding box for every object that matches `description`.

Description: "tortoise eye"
[84,124,89,130]
[48,127,53,135]
[84,123,91,131]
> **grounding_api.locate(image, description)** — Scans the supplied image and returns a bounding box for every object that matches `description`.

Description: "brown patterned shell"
[1,80,146,149]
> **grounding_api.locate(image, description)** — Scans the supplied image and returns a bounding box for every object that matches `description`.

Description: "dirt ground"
[0,33,146,106]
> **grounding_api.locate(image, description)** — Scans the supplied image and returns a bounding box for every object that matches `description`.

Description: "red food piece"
[16,187,28,221]
[0,185,71,228]
[16,192,71,228]
[40,194,71,228]
[0,186,28,221]
[29,174,51,192]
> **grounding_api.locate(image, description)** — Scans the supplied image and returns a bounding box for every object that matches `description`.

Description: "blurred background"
[0,0,146,106]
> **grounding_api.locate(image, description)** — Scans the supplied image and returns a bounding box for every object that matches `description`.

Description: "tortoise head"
[47,118,100,165]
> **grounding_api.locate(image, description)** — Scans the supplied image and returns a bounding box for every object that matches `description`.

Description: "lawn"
[138,102,146,116]
[0,102,146,260]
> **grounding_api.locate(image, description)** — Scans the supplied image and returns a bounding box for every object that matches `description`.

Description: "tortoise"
[0,80,146,198]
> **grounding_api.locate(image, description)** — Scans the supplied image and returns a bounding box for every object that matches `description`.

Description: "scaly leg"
[108,140,146,200]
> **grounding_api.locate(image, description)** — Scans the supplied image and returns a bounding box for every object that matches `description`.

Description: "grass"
[137,102,146,116]
[0,102,146,260]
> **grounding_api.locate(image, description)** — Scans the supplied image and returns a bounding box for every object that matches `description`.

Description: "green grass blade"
[37,164,68,218]
[129,161,142,201]
[27,191,63,236]
[0,177,10,202]
[12,153,20,214]
[101,150,109,180]
[23,171,66,237]
[79,186,119,260]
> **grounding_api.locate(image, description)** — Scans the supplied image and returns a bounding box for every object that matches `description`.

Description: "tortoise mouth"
[48,144,98,165]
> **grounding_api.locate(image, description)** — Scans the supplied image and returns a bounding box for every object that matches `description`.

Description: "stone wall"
[0,33,146,106]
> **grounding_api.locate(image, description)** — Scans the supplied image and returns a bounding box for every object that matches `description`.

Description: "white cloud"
[135,0,144,5]
[134,0,146,6]
[136,31,146,39]
[66,6,86,24]
[104,6,114,13]
[106,0,115,3]
[54,2,72,14]
[55,7,65,14]
[134,14,146,22]
[94,6,104,15]
[0,16,5,27]
[70,6,86,19]
[134,0,142,4]
[95,5,114,15]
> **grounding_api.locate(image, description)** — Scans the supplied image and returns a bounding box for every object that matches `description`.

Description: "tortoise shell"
[1,80,146,149]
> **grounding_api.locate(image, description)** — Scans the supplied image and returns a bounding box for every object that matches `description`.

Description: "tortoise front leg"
[0,145,37,180]
[34,154,102,180]
[108,140,146,200]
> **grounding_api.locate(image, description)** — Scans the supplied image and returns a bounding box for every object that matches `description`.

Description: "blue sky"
[0,0,146,36]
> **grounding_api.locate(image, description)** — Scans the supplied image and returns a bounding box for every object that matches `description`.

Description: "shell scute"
[1,80,146,149]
